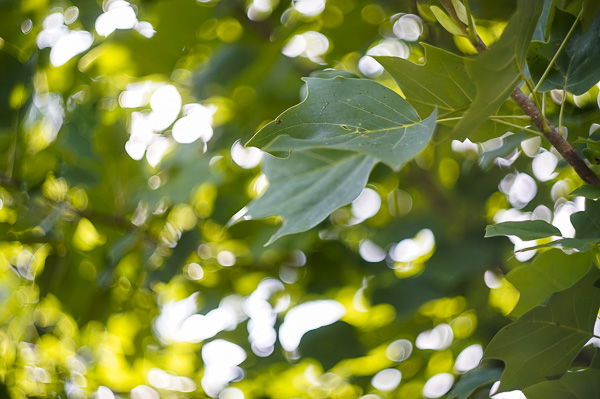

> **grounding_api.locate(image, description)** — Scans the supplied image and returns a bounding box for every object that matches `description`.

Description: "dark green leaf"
[485,220,562,240]
[448,368,503,399]
[242,150,377,244]
[247,77,437,170]
[570,199,600,239]
[582,0,600,31]
[507,249,592,317]
[528,9,600,94]
[483,268,600,392]
[570,185,600,199]
[453,0,544,138]
[522,349,600,399]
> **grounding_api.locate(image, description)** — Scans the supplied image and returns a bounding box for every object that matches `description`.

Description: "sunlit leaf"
[247,77,437,170]
[507,249,593,317]
[484,268,600,393]
[243,149,377,244]
[485,220,562,240]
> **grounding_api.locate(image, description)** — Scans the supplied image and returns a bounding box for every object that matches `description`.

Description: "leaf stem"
[558,89,567,135]
[437,115,531,123]
[490,118,541,136]
[532,10,582,94]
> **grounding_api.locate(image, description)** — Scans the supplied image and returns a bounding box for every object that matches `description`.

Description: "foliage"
[1,0,600,398]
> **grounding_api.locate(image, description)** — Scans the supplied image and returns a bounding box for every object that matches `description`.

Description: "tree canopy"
[1,0,600,398]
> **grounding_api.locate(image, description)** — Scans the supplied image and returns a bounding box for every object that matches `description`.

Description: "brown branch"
[510,90,600,185]
[439,0,600,186]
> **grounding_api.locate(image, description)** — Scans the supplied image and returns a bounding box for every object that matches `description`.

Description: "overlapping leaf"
[376,44,475,119]
[528,8,600,94]
[247,77,437,170]
[453,0,544,138]
[242,150,377,244]
[448,368,503,399]
[506,249,592,317]
[515,199,600,252]
[523,350,600,399]
[484,268,600,392]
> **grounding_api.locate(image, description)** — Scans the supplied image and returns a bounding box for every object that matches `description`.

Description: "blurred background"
[0,0,598,398]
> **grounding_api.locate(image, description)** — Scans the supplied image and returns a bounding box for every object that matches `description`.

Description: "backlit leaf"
[247,77,437,170]
[507,249,592,317]
[483,268,600,392]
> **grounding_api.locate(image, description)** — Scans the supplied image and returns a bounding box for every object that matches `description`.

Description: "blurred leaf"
[484,268,600,393]
[507,249,592,317]
[431,6,467,36]
[453,0,544,138]
[485,220,562,240]
[299,321,365,370]
[247,77,437,170]
[243,150,376,244]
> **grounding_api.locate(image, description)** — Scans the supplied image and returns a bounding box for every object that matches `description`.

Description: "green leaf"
[242,149,377,245]
[451,0,469,24]
[507,249,592,317]
[523,350,600,399]
[453,0,545,138]
[582,0,600,31]
[570,199,600,240]
[431,6,467,36]
[448,368,503,399]
[246,77,437,170]
[483,268,600,392]
[485,220,562,240]
[528,9,600,95]
[570,185,600,199]
[376,44,475,119]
